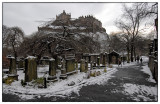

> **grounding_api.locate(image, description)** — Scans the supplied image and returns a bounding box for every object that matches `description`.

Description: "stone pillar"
[60,59,67,79]
[85,61,88,71]
[8,57,18,81]
[80,59,85,72]
[25,56,37,82]
[97,57,100,67]
[66,58,76,75]
[48,58,57,81]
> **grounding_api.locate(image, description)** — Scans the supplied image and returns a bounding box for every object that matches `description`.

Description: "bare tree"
[115,3,153,62]
[5,26,24,61]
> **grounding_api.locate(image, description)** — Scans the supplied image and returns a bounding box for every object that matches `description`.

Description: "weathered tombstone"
[80,59,85,72]
[25,56,37,82]
[60,59,67,79]
[18,58,24,70]
[93,62,96,67]
[75,60,78,73]
[85,61,88,71]
[90,61,93,70]
[97,57,100,67]
[66,58,76,75]
[102,54,106,66]
[47,58,58,82]
[44,77,47,88]
[7,57,18,81]
[41,56,49,66]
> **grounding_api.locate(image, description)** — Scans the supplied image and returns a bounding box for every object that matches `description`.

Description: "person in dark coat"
[137,56,139,63]
[140,57,143,64]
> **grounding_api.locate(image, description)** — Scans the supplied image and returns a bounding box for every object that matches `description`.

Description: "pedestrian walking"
[140,57,143,64]
[137,56,139,63]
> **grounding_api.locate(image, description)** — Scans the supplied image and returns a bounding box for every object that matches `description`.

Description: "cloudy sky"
[3,3,125,35]
[2,2,155,35]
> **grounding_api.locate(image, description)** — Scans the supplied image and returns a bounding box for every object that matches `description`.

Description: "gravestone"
[25,56,37,82]
[75,60,78,73]
[7,57,18,81]
[90,61,93,70]
[85,61,88,71]
[18,58,24,70]
[80,59,85,72]
[102,54,106,66]
[47,58,58,82]
[93,62,96,67]
[66,58,76,75]
[97,57,100,67]
[60,59,67,79]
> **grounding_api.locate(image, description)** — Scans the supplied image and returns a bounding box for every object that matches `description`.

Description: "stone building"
[108,50,121,64]
[38,10,106,33]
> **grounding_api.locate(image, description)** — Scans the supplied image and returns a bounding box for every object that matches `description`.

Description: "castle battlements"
[38,10,106,33]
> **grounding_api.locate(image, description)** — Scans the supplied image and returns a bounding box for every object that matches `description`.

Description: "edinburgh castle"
[38,10,106,33]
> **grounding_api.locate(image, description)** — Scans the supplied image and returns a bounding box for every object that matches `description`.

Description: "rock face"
[38,10,106,33]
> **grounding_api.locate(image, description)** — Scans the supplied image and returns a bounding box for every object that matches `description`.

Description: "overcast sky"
[3,3,154,35]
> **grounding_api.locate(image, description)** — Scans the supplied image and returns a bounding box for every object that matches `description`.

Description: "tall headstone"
[7,57,18,81]
[18,58,24,70]
[60,59,67,79]
[102,54,106,66]
[66,58,76,75]
[25,56,37,82]
[80,59,85,72]
[47,58,57,81]
[97,57,100,67]
[90,61,93,70]
[93,62,96,67]
[85,61,88,71]
[75,60,78,73]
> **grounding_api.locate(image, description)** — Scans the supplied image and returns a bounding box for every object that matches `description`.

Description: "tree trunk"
[133,46,136,61]
[130,40,134,62]
[127,44,130,63]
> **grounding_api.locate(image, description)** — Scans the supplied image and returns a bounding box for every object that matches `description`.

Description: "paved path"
[3,62,157,102]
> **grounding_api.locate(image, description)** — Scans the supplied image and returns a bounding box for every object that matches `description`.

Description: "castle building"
[38,10,106,33]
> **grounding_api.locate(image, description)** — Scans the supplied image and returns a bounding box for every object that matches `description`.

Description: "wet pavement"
[2,62,158,102]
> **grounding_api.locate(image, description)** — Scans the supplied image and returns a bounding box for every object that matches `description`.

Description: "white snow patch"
[26,56,36,59]
[123,83,157,101]
[141,65,156,83]
[141,56,149,62]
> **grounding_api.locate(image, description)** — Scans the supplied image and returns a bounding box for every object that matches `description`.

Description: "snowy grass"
[3,66,117,100]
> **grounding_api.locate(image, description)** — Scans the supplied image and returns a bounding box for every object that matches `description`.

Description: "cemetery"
[2,2,158,102]
[3,53,119,98]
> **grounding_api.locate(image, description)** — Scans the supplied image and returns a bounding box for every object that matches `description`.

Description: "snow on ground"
[112,61,137,68]
[141,64,156,83]
[112,56,149,68]
[123,83,157,101]
[3,65,117,100]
